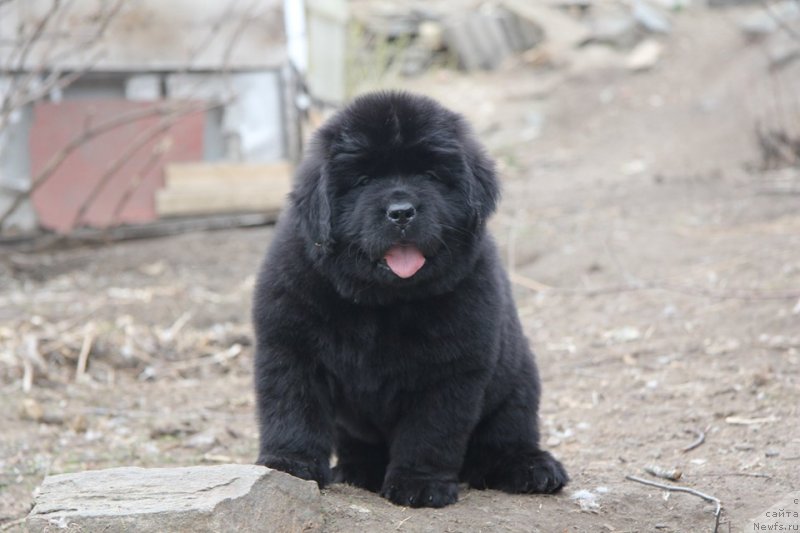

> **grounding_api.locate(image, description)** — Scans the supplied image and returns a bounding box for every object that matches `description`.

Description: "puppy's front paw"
[381,471,458,508]
[257,454,331,488]
[486,450,568,494]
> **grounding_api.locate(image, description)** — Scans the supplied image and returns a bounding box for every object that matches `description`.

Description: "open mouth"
[381,243,426,279]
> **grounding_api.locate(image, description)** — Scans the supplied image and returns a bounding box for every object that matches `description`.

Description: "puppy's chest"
[321,304,455,387]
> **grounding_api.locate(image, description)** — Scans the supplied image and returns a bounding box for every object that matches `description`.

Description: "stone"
[768,33,800,70]
[501,0,590,52]
[738,1,800,39]
[418,20,445,51]
[588,13,641,48]
[185,430,218,451]
[400,45,435,77]
[626,39,664,71]
[20,398,44,422]
[26,465,322,533]
[443,5,543,71]
[568,45,625,73]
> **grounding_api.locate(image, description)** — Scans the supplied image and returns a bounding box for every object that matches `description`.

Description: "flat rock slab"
[26,464,322,533]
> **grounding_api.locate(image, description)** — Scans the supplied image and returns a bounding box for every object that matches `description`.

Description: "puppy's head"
[292,91,499,301]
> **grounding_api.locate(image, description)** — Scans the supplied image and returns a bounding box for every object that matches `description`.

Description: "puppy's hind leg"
[461,383,568,495]
[332,426,388,493]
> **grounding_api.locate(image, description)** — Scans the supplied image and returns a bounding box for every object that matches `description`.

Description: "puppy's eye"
[355,175,371,187]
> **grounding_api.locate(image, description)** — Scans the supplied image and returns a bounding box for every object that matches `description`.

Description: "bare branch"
[1,0,124,132]
[0,517,26,531]
[0,0,260,232]
[185,0,242,67]
[0,102,200,227]
[71,98,232,229]
[3,0,62,73]
[46,0,123,64]
[110,139,171,225]
[0,49,104,133]
[71,119,176,229]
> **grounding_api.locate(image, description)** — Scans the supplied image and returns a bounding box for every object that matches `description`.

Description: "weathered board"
[156,162,293,217]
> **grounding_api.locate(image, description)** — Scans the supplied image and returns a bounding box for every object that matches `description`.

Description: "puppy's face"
[293,92,499,300]
[328,137,468,282]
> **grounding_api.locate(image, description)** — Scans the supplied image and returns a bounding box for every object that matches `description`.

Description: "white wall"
[0,77,36,233]
[167,71,287,162]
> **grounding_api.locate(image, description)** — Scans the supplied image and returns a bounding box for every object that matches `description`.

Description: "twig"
[110,137,171,225]
[0,101,200,227]
[2,0,62,74]
[71,97,232,229]
[5,0,122,118]
[70,117,176,229]
[202,453,235,463]
[1,0,263,232]
[2,48,103,116]
[510,272,553,292]
[219,0,264,85]
[0,517,26,531]
[626,475,721,533]
[2,0,123,114]
[0,0,69,132]
[22,334,46,392]
[682,427,707,453]
[725,415,779,425]
[22,359,33,393]
[160,344,243,372]
[75,322,95,380]
[160,311,193,343]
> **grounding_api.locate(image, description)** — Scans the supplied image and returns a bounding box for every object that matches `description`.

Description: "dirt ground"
[2,7,799,532]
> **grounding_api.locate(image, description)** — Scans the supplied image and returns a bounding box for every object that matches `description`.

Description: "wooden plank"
[164,162,292,189]
[158,162,293,216]
[156,183,292,217]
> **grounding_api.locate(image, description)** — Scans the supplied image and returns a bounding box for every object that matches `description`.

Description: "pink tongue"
[384,245,426,279]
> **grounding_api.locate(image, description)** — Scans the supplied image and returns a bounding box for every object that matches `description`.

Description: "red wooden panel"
[29,100,205,233]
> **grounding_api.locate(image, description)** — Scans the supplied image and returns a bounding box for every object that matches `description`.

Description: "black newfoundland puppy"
[253,91,567,508]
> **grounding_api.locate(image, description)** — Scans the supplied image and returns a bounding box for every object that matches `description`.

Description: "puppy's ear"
[465,143,500,226]
[291,159,333,253]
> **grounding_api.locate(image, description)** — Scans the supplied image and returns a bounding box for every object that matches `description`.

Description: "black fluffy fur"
[253,91,567,508]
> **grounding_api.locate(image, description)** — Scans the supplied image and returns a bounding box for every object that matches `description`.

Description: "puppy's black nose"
[386,202,416,226]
